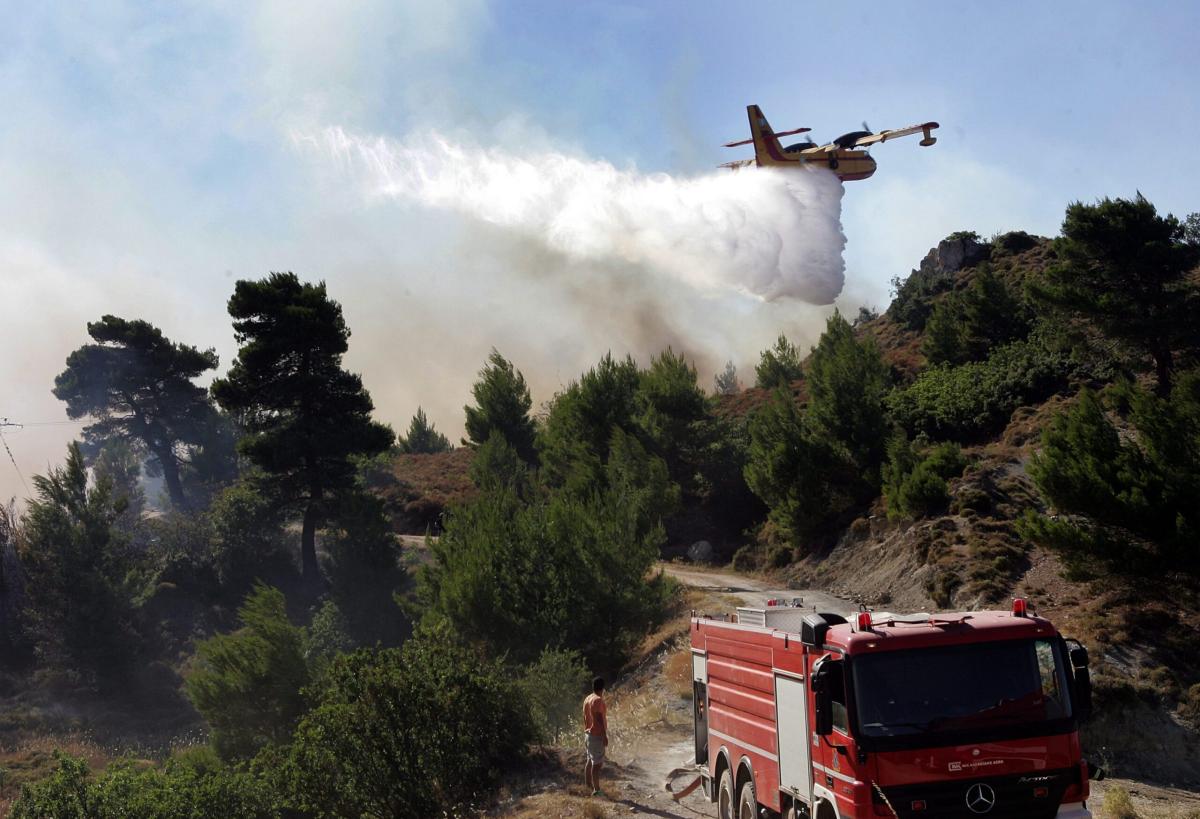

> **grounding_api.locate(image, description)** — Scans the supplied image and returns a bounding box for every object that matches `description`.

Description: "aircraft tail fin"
[747,104,786,165]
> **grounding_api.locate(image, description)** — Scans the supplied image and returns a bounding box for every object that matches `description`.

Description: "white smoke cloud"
[298,128,847,305]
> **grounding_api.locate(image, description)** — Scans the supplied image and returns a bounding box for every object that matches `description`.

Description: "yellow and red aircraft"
[721,104,938,182]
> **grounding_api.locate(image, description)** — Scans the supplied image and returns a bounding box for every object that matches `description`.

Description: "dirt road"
[661,564,856,618]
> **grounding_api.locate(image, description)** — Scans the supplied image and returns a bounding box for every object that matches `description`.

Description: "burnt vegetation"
[2,194,1200,810]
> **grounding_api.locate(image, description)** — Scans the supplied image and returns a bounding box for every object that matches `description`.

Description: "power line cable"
[0,419,86,428]
[0,420,31,497]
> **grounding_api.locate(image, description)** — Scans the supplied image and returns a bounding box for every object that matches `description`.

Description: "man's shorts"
[585,732,606,764]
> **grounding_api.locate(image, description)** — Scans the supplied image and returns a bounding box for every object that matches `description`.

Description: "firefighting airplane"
[721,104,938,182]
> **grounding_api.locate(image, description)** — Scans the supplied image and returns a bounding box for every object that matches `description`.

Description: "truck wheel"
[738,776,757,819]
[717,768,735,819]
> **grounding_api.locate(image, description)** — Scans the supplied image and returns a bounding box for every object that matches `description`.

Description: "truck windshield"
[852,638,1073,743]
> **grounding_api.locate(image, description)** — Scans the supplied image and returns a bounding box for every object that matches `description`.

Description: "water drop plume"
[299,127,847,305]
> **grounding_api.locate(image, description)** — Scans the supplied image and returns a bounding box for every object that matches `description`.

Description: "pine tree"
[805,311,891,478]
[923,267,1029,366]
[743,390,843,543]
[463,350,537,463]
[538,353,641,492]
[211,273,394,584]
[714,360,740,395]
[637,348,709,490]
[53,316,219,508]
[20,443,139,686]
[754,334,804,389]
[398,407,451,454]
[1034,195,1200,394]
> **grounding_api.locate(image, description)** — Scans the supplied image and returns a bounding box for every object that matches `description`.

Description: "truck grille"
[877,766,1078,819]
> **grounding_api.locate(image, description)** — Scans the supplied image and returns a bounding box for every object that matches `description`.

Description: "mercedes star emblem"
[966,783,997,814]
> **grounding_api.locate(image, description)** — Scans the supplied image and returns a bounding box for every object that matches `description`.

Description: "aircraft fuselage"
[761,147,877,181]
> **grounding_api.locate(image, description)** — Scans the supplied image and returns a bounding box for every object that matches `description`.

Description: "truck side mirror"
[1066,639,1093,722]
[1073,665,1093,722]
[811,661,834,736]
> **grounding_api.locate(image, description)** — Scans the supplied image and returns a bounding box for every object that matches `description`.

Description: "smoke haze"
[0,1,877,505]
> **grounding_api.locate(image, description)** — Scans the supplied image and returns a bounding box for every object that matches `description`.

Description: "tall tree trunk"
[301,487,323,584]
[154,446,187,509]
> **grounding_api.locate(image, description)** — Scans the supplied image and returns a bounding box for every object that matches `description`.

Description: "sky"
[2,0,1198,503]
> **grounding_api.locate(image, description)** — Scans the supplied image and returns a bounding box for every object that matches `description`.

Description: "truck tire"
[718,768,736,819]
[738,776,757,819]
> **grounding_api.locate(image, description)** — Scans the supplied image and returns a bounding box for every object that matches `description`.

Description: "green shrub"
[304,600,354,669]
[888,340,1069,440]
[766,544,794,568]
[991,230,1039,255]
[731,544,759,573]
[8,752,94,819]
[922,266,1031,366]
[884,437,967,519]
[207,478,294,596]
[284,630,535,818]
[951,486,992,515]
[185,586,311,761]
[9,751,278,819]
[926,568,961,608]
[889,264,955,331]
[520,648,591,743]
[1181,683,1200,724]
[420,473,671,668]
[898,467,952,517]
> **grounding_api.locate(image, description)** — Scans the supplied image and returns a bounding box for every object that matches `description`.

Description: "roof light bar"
[1012,598,1028,618]
[856,610,872,631]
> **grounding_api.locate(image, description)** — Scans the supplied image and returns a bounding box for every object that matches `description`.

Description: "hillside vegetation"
[0,195,1198,814]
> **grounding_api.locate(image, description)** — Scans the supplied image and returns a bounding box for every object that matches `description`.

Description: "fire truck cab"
[690,599,1097,818]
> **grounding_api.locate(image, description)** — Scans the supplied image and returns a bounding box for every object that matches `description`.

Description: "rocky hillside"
[778,231,1200,787]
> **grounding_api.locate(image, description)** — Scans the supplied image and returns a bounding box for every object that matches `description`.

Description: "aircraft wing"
[723,127,810,148]
[718,159,755,170]
[799,143,838,155]
[854,122,939,147]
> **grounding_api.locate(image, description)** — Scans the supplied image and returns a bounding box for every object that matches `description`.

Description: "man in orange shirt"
[583,676,608,797]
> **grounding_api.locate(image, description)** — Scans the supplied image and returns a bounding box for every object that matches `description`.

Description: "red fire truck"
[689,598,1099,818]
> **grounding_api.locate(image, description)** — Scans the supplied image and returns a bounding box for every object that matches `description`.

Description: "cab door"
[810,656,850,797]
